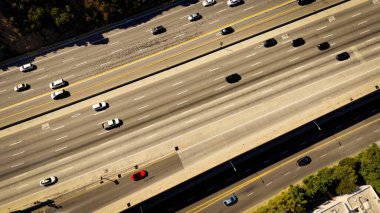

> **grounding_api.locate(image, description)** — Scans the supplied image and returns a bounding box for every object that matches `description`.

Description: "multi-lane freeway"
[1,0,380,212]
[0,0,345,127]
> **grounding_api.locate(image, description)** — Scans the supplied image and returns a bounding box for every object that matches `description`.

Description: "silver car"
[92,102,108,111]
[227,0,242,7]
[51,89,67,100]
[14,83,30,92]
[49,79,67,89]
[223,194,238,206]
[19,63,34,72]
[188,13,202,22]
[40,176,58,187]
[203,0,216,7]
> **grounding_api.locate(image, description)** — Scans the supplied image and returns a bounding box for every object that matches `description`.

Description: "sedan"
[151,26,166,35]
[102,118,121,130]
[203,0,216,7]
[297,156,312,166]
[131,170,148,181]
[51,89,68,100]
[14,83,30,92]
[297,0,315,6]
[220,26,234,35]
[318,42,330,51]
[19,63,34,72]
[291,38,305,47]
[227,0,243,7]
[226,73,241,84]
[92,101,108,111]
[223,194,238,206]
[188,13,202,22]
[49,79,67,89]
[263,38,277,48]
[40,176,58,187]
[336,52,350,61]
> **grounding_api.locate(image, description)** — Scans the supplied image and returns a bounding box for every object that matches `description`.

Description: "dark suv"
[151,26,166,35]
[221,26,234,35]
[263,38,277,48]
[291,38,305,47]
[336,52,350,61]
[318,42,330,51]
[297,156,312,166]
[226,73,241,84]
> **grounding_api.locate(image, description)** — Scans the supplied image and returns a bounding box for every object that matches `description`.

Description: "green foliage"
[358,144,380,193]
[333,165,358,195]
[303,168,335,199]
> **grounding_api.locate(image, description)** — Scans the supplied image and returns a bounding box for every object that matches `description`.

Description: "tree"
[333,165,358,195]
[303,168,335,199]
[358,144,380,193]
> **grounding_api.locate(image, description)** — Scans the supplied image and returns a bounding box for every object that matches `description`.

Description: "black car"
[263,38,277,48]
[336,52,350,61]
[291,38,305,47]
[318,42,330,51]
[297,156,312,166]
[220,26,234,35]
[226,73,241,84]
[297,0,315,6]
[151,26,166,35]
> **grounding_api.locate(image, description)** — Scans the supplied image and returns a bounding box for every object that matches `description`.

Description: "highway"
[1,0,380,211]
[0,0,345,127]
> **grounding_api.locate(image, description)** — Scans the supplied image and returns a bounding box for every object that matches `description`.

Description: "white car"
[51,89,67,100]
[49,79,67,89]
[92,102,108,111]
[203,0,216,7]
[227,0,242,6]
[14,83,30,92]
[40,176,58,187]
[102,118,121,130]
[19,63,34,72]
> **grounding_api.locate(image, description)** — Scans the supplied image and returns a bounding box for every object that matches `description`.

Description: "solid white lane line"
[217,9,227,13]
[174,34,185,39]
[109,41,120,45]
[246,53,257,58]
[111,49,123,54]
[352,12,362,17]
[62,58,74,63]
[177,100,188,105]
[359,29,371,35]
[134,96,145,101]
[209,20,220,25]
[357,20,368,25]
[316,26,327,31]
[56,135,68,141]
[75,61,87,67]
[323,34,333,39]
[16,184,29,189]
[12,151,25,157]
[37,75,48,80]
[138,115,150,120]
[251,71,263,77]
[104,150,116,155]
[9,141,22,146]
[138,105,149,110]
[177,90,188,95]
[97,131,109,136]
[100,62,111,67]
[55,146,67,152]
[215,86,226,91]
[244,6,254,11]
[214,76,225,81]
[289,57,299,62]
[52,125,65,131]
[251,61,262,67]
[209,67,220,72]
[11,163,24,168]
[172,81,183,86]
[320,154,327,158]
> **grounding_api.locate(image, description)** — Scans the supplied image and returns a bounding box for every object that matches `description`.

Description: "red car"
[131,170,147,181]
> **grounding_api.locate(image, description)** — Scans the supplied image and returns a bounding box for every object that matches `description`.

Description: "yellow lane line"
[0,0,295,121]
[187,117,380,213]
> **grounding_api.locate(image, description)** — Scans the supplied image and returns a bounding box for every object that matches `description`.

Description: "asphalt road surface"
[0,0,346,127]
[1,0,380,211]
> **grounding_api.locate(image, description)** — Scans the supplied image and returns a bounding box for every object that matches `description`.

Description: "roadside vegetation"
[0,0,175,62]
[253,144,380,213]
